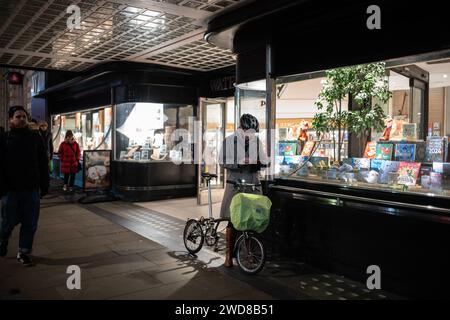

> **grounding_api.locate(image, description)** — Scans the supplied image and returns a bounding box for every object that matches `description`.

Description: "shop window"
[114,102,194,162]
[273,60,450,198]
[51,106,112,155]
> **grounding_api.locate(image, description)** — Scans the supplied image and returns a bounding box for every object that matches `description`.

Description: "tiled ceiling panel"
[146,39,235,71]
[0,0,240,72]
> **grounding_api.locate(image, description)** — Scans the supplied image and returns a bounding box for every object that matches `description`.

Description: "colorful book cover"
[300,141,316,157]
[309,156,329,169]
[378,160,400,184]
[394,143,416,162]
[278,143,285,156]
[397,162,421,186]
[430,172,443,191]
[419,165,432,184]
[426,136,445,162]
[370,159,383,172]
[353,158,371,170]
[414,142,427,162]
[341,158,352,168]
[284,155,302,165]
[275,155,285,165]
[402,123,417,141]
[283,142,297,156]
[431,162,450,189]
[375,143,394,160]
[363,141,377,159]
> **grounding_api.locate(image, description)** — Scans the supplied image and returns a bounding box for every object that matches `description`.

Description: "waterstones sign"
[209,75,235,93]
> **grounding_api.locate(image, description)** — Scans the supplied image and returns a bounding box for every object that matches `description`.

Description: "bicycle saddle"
[201,172,217,179]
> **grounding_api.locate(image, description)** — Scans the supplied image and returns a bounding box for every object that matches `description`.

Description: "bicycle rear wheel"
[183,219,204,254]
[235,233,266,275]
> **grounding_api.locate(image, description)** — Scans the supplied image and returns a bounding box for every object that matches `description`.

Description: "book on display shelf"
[370,160,400,184]
[414,141,427,162]
[397,161,421,186]
[363,141,377,159]
[394,143,416,162]
[426,136,447,162]
[375,143,394,160]
[402,123,417,141]
[353,158,371,170]
[300,141,316,157]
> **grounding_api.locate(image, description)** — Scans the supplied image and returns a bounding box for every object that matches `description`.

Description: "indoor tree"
[312,67,351,164]
[346,62,391,149]
[312,62,391,163]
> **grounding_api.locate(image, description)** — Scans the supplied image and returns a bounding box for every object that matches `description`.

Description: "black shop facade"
[205,0,450,298]
[37,61,236,202]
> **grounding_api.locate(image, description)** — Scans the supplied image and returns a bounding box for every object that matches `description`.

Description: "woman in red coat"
[58,130,80,191]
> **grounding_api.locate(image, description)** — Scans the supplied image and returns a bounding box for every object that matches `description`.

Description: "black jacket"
[39,129,54,159]
[0,126,49,195]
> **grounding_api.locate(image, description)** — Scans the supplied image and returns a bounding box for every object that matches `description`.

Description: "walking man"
[0,106,49,266]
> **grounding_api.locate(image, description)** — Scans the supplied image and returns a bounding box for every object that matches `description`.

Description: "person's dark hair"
[30,118,38,124]
[65,130,74,139]
[239,113,259,132]
[8,105,28,119]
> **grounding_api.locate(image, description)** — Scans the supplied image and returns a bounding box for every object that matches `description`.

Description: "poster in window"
[83,150,112,191]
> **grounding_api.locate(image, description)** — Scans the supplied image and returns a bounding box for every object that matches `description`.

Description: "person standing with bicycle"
[218,114,269,267]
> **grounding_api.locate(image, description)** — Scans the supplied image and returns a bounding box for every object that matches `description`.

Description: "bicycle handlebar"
[226,179,261,188]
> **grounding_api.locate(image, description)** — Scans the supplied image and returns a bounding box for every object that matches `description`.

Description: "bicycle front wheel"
[235,233,266,275]
[183,219,204,254]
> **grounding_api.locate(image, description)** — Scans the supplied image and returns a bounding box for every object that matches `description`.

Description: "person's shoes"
[17,252,35,266]
[0,240,8,257]
[63,185,68,191]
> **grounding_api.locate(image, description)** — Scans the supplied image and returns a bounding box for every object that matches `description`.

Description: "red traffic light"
[7,72,23,85]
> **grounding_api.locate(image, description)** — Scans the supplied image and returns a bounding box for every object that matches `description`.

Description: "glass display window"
[52,106,112,155]
[273,58,450,198]
[114,102,194,162]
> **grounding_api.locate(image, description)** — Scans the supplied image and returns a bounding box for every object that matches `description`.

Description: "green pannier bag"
[230,193,272,233]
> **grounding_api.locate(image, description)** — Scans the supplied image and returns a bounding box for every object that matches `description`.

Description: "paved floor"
[0,181,402,300]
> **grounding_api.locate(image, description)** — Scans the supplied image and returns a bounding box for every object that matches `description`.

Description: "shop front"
[206,0,450,298]
[38,62,236,201]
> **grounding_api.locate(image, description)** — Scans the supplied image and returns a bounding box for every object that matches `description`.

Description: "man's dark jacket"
[0,126,49,196]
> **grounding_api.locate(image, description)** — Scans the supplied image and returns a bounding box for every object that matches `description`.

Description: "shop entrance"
[197,98,228,205]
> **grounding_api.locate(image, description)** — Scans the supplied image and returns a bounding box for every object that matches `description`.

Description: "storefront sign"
[209,75,235,93]
[83,150,112,192]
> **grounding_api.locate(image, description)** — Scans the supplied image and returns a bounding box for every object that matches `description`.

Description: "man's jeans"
[0,190,40,254]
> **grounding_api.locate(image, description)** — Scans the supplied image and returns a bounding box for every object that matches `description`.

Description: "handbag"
[67,142,82,173]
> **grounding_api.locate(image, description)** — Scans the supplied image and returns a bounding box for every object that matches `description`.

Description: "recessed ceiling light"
[444,74,448,78]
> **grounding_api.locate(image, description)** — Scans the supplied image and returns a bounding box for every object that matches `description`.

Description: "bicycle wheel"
[183,219,204,254]
[235,233,266,275]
